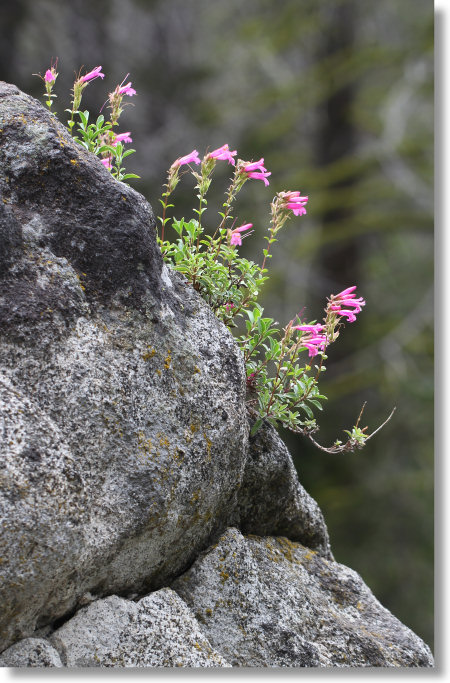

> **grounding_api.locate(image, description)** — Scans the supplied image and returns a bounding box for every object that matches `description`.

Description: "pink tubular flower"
[208,144,237,165]
[282,190,309,216]
[80,66,105,83]
[118,82,136,96]
[112,132,133,146]
[328,286,366,323]
[294,323,325,335]
[45,69,55,83]
[243,158,271,186]
[100,157,112,169]
[172,149,201,168]
[293,325,328,358]
[230,223,253,246]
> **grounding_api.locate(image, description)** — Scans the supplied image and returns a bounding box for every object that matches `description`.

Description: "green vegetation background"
[1,0,433,649]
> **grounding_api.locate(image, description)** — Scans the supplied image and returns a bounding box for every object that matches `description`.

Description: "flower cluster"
[279,190,309,217]
[35,61,139,183]
[207,143,237,165]
[327,286,366,323]
[293,323,328,358]
[242,158,271,186]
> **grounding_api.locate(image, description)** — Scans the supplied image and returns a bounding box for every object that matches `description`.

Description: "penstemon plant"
[34,61,394,452]
[158,145,395,451]
[35,61,139,182]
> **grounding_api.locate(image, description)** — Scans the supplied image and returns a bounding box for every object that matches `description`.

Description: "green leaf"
[121,173,140,180]
[250,419,263,436]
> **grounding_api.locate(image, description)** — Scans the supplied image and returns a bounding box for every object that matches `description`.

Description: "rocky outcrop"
[235,422,333,559]
[0,639,63,668]
[173,528,433,667]
[0,81,251,649]
[49,590,230,667]
[0,81,433,667]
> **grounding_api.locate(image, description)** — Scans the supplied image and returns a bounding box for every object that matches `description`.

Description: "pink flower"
[112,132,133,146]
[80,66,105,83]
[337,310,357,323]
[243,158,265,172]
[45,69,55,83]
[225,302,235,312]
[328,286,366,323]
[294,324,325,335]
[118,82,136,96]
[336,285,357,298]
[230,223,253,246]
[172,149,201,168]
[100,157,112,169]
[208,144,237,165]
[293,324,327,357]
[282,190,309,216]
[243,158,271,186]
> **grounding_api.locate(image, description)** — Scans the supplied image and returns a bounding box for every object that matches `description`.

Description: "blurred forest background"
[0,0,434,649]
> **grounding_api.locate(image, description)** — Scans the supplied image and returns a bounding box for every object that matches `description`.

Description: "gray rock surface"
[0,638,63,667]
[50,589,230,667]
[0,80,249,650]
[173,528,434,668]
[235,421,333,558]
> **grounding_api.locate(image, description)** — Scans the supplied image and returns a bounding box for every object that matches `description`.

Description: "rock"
[0,638,63,667]
[172,528,434,667]
[234,421,333,558]
[0,82,162,302]
[50,589,230,667]
[0,80,249,650]
[0,81,433,668]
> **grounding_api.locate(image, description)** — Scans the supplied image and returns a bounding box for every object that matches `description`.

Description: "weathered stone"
[172,528,434,668]
[0,638,62,667]
[0,81,249,650]
[234,421,332,558]
[0,81,433,668]
[50,589,230,667]
[0,82,162,304]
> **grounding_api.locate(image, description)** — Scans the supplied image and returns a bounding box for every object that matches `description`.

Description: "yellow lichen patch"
[70,159,78,166]
[142,347,156,361]
[193,366,201,374]
[190,489,201,504]
[164,349,172,370]
[203,509,212,522]
[172,447,185,466]
[205,608,213,617]
[158,434,170,449]
[274,537,305,565]
[219,570,230,585]
[156,369,162,377]
[203,433,212,461]
[136,431,154,461]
